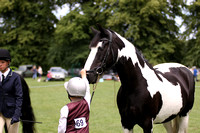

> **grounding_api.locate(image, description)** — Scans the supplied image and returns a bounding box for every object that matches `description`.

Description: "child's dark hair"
[67,92,83,101]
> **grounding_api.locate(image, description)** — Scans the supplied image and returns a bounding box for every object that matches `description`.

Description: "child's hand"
[80,69,86,79]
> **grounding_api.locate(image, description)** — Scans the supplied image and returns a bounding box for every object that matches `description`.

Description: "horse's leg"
[140,119,153,133]
[123,127,133,133]
[177,114,189,133]
[163,121,173,133]
[172,117,179,133]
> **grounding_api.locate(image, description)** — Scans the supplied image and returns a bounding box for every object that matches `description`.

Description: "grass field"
[19,77,200,133]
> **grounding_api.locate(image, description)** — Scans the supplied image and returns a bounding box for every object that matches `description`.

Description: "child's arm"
[80,69,91,108]
[58,106,68,133]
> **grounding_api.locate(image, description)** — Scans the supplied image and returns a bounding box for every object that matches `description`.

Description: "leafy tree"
[0,0,58,70]
[52,0,188,68]
[48,9,90,68]
[48,1,113,68]
[1,0,193,70]
[182,0,200,67]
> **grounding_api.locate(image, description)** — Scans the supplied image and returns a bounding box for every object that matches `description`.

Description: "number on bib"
[74,117,87,129]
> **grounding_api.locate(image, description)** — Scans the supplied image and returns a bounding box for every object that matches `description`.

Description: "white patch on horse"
[122,127,133,133]
[141,63,183,123]
[84,42,103,70]
[154,63,186,73]
[115,33,140,65]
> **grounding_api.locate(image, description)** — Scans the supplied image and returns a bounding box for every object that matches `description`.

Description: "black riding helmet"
[0,49,11,61]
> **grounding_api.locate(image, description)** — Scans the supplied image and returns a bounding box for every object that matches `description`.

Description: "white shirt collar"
[2,68,10,79]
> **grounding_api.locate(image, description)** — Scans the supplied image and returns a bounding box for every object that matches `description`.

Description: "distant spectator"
[193,66,199,82]
[45,71,52,82]
[37,66,43,82]
[32,65,37,79]
[189,67,193,74]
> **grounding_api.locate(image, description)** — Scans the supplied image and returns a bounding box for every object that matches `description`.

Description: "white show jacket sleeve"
[58,105,69,133]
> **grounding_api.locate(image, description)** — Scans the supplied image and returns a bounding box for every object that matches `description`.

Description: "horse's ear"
[96,24,109,36]
[91,27,99,35]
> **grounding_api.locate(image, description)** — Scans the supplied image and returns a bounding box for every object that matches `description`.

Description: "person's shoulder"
[11,71,23,81]
[60,105,68,113]
[12,71,21,78]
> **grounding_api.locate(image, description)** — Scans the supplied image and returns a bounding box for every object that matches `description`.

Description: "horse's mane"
[112,30,153,69]
[135,47,153,69]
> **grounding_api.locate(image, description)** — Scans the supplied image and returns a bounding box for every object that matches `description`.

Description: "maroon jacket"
[66,99,89,133]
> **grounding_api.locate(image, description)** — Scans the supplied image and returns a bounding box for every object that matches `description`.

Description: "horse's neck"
[115,35,154,88]
[115,32,145,66]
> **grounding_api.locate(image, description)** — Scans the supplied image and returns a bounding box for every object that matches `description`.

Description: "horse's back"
[154,63,187,72]
[154,63,194,89]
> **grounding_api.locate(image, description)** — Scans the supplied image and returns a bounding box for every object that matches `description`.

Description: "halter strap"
[96,30,114,73]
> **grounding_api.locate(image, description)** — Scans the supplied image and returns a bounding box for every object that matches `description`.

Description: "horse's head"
[84,25,120,84]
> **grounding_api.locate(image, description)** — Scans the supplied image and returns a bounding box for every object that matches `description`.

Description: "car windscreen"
[18,66,26,71]
[27,66,33,70]
[51,69,62,72]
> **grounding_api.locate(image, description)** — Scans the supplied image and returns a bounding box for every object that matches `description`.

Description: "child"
[45,71,52,82]
[58,69,91,133]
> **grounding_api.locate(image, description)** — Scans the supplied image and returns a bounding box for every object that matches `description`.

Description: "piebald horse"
[84,25,195,133]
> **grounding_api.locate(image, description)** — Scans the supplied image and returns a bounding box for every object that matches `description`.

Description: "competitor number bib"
[74,117,87,129]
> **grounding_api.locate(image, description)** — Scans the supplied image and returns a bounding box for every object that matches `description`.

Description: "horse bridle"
[86,29,115,104]
[86,29,115,76]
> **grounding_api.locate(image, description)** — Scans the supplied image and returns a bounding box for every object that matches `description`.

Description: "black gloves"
[11,117,19,125]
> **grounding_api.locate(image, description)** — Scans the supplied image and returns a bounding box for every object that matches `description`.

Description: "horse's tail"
[20,76,36,133]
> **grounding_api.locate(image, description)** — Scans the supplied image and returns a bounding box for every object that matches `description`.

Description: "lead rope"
[90,74,101,104]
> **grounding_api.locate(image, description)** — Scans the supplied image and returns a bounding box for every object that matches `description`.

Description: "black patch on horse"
[116,58,162,129]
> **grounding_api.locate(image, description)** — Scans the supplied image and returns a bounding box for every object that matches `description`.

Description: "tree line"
[0,0,199,72]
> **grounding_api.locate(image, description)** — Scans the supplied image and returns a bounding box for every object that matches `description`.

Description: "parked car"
[15,65,34,77]
[48,67,66,81]
[62,69,69,77]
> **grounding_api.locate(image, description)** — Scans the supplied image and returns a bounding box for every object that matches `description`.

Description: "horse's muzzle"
[86,70,99,84]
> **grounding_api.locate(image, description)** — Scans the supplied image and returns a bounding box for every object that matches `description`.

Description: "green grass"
[18,77,200,133]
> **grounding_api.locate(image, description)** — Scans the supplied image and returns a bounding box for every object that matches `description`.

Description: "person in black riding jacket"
[0,49,23,133]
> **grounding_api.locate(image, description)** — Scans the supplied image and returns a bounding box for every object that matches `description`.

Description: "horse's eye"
[102,40,108,45]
